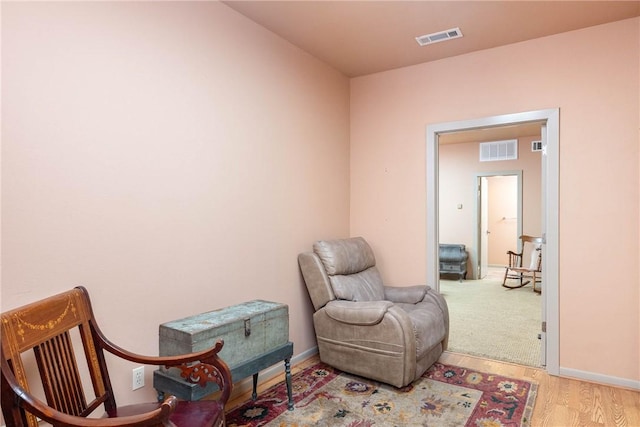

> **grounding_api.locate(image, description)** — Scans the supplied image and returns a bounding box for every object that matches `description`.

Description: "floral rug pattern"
[226,362,537,427]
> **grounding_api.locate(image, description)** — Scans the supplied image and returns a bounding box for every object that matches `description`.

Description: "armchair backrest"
[1,287,116,427]
[299,237,385,310]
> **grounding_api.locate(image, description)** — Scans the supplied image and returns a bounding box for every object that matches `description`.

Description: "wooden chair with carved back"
[0,286,232,427]
[502,235,543,293]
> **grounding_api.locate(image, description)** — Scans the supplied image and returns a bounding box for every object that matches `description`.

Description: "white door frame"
[426,109,559,375]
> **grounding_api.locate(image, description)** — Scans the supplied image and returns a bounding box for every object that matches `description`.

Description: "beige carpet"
[439,269,542,367]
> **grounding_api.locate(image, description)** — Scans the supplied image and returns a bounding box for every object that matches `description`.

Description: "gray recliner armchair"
[298,237,449,388]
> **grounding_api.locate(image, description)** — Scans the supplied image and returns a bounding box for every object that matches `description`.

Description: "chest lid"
[159,300,288,345]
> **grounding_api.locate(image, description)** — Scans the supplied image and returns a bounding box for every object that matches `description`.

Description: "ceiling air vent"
[415,27,463,46]
[479,139,518,162]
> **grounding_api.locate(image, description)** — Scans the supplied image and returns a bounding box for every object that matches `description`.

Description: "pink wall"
[439,136,541,276]
[351,18,639,382]
[1,2,350,405]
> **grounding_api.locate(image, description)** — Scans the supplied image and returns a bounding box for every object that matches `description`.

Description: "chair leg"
[533,272,541,293]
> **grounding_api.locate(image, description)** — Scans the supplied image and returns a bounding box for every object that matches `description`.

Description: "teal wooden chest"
[153,300,293,406]
[158,299,289,362]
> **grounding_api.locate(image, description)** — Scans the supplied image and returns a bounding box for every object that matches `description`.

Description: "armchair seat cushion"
[109,401,224,427]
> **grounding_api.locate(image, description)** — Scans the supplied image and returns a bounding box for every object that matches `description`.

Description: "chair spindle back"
[1,288,115,427]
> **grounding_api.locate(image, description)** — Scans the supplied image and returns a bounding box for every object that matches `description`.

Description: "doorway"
[476,172,522,280]
[426,109,559,375]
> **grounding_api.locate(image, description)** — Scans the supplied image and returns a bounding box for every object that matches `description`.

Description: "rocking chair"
[502,235,543,293]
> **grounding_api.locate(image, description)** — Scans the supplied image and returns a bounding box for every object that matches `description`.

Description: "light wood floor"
[228,351,640,427]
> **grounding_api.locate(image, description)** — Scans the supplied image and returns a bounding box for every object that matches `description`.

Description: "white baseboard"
[559,367,640,391]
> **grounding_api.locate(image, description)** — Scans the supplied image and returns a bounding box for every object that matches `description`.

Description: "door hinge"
[541,321,547,333]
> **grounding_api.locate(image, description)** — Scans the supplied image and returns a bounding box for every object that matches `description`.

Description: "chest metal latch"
[244,318,251,337]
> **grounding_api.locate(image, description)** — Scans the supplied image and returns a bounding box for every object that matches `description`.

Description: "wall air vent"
[415,27,463,46]
[531,140,543,152]
[479,139,518,162]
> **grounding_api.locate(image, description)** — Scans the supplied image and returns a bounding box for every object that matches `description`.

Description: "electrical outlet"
[132,366,144,390]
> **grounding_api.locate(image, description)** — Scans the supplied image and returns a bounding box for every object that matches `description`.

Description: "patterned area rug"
[227,362,537,427]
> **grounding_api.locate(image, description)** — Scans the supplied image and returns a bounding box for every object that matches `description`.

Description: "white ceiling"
[223,0,640,78]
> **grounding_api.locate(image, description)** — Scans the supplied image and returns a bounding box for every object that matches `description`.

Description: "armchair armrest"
[99,333,225,366]
[324,300,394,325]
[384,285,428,304]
